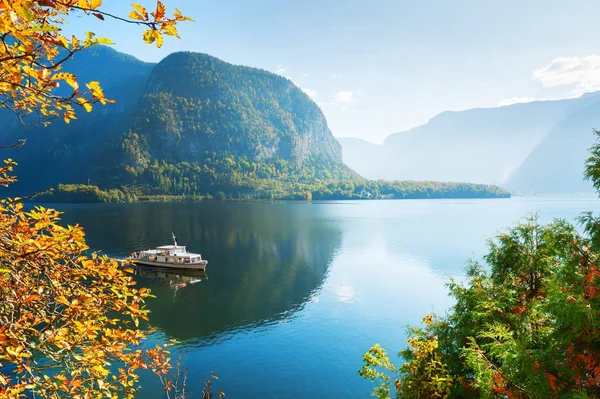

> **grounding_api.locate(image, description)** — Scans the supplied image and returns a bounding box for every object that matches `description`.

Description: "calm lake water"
[49,196,600,398]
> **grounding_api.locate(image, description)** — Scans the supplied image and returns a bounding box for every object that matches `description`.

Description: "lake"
[50,196,600,398]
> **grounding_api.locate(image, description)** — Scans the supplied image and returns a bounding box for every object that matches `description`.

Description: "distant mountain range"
[0,46,507,201]
[339,92,600,194]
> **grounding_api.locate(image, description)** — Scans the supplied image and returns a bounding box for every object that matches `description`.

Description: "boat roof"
[156,245,186,249]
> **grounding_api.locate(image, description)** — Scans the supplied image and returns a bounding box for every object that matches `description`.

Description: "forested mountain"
[0,47,508,201]
[340,93,600,193]
[91,51,357,199]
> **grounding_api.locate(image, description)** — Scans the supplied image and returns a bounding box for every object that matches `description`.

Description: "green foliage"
[363,215,600,398]
[362,131,600,398]
[360,316,454,399]
[360,344,397,399]
[38,184,127,203]
[397,315,454,399]
[38,178,510,203]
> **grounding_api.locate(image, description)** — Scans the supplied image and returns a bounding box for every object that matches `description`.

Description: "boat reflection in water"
[130,265,208,294]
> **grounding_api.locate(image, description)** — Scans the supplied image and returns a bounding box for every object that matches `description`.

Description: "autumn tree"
[0,2,199,398]
[0,0,192,124]
[361,132,600,398]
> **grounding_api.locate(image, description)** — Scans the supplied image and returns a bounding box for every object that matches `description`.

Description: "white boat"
[129,234,208,271]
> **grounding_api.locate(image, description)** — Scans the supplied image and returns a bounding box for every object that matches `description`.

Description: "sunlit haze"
[63,0,600,144]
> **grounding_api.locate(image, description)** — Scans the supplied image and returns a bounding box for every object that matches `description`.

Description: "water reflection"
[130,266,207,295]
[55,202,343,344]
[38,198,600,398]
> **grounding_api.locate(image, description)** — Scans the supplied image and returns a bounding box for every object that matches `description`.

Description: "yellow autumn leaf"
[142,29,155,44]
[154,30,163,48]
[89,0,102,9]
[77,98,92,112]
[52,72,79,91]
[128,10,144,21]
[56,34,69,49]
[96,36,114,45]
[86,81,104,99]
[161,24,178,37]
[131,3,148,20]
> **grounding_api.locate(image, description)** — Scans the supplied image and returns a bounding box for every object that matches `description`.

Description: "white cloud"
[334,90,357,104]
[302,73,309,77]
[496,55,600,107]
[275,64,287,74]
[331,73,340,79]
[316,90,359,109]
[533,55,600,96]
[302,88,317,99]
[497,96,537,107]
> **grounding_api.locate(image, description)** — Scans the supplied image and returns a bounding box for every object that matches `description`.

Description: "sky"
[67,0,600,144]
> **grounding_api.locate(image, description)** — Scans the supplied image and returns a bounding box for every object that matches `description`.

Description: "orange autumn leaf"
[545,373,558,392]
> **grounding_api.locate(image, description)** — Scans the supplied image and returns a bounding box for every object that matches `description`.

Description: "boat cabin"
[135,246,205,265]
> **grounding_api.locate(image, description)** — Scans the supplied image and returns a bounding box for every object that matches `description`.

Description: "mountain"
[0,48,356,199]
[340,93,600,193]
[505,98,600,193]
[0,46,154,195]
[91,51,356,198]
[341,99,578,185]
[0,47,508,201]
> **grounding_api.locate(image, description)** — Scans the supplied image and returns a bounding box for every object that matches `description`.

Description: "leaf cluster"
[0,0,191,124]
[0,161,182,398]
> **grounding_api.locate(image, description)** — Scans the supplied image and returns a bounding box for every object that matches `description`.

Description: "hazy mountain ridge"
[340,95,600,193]
[506,97,600,193]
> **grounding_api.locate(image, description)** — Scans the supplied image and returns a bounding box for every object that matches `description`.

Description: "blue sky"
[68,0,600,143]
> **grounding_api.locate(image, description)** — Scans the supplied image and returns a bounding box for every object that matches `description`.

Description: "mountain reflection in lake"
[57,202,342,344]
